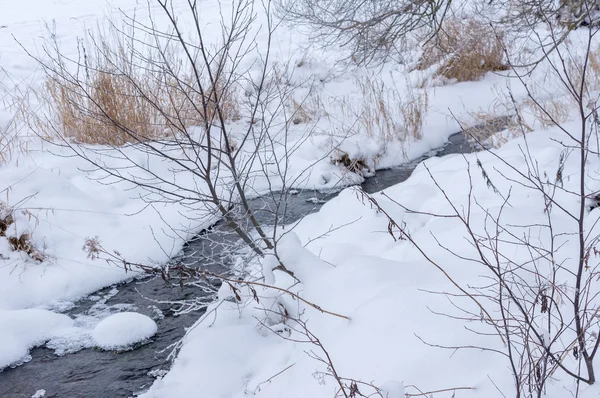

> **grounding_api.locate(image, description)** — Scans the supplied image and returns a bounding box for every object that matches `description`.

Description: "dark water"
[0,129,482,398]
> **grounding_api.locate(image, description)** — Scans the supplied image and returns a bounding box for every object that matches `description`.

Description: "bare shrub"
[362,17,600,395]
[418,18,508,82]
[277,0,453,65]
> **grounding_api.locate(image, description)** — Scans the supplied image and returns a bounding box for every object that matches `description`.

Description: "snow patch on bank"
[141,122,600,397]
[0,309,73,370]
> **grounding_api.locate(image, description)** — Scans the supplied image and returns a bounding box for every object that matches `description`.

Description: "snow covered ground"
[2,0,599,397]
[142,122,600,398]
[0,0,510,371]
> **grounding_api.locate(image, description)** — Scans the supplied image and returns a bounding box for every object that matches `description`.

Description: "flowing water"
[0,129,484,398]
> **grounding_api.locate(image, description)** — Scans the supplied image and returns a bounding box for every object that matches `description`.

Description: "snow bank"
[142,120,600,397]
[0,0,584,388]
[92,312,157,350]
[0,309,73,369]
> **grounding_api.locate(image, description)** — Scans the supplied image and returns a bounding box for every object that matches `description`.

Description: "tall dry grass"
[36,33,240,146]
[0,67,15,164]
[288,91,323,125]
[354,74,428,144]
[418,18,508,82]
[323,74,429,174]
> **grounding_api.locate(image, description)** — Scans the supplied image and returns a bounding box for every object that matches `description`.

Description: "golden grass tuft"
[418,18,508,82]
[43,72,162,145]
[36,32,241,146]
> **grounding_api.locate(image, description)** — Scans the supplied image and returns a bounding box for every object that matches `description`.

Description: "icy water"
[0,128,485,398]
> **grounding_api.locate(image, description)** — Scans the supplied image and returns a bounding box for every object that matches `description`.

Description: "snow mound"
[0,309,73,369]
[31,390,46,398]
[92,312,157,350]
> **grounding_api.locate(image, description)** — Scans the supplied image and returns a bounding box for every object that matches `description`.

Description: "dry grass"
[36,33,241,146]
[0,68,15,164]
[567,41,600,94]
[0,202,43,262]
[400,83,428,141]
[523,96,571,129]
[0,123,13,164]
[456,86,527,150]
[457,39,600,150]
[324,74,429,175]
[288,91,323,125]
[353,74,428,144]
[459,84,572,151]
[461,112,520,150]
[43,72,164,145]
[355,75,397,142]
[418,18,508,82]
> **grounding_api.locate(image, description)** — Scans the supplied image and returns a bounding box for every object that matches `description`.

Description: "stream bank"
[0,129,479,398]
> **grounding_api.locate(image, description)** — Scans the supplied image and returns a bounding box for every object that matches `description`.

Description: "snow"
[0,309,73,369]
[1,0,599,397]
[92,312,158,350]
[31,390,46,398]
[0,284,163,368]
[139,125,600,398]
[380,381,405,398]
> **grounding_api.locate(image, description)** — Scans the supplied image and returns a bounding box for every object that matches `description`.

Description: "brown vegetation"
[418,18,508,82]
